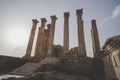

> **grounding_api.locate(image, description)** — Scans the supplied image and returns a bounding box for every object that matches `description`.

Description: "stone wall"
[102,35,120,80]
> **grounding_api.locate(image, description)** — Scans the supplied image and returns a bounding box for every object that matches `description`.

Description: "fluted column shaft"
[43,29,48,56]
[91,20,100,57]
[34,27,41,56]
[63,12,69,54]
[44,24,51,56]
[47,15,57,56]
[24,19,39,59]
[37,18,47,57]
[76,9,86,56]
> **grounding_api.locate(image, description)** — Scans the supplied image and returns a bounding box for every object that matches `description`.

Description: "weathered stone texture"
[34,27,41,56]
[35,18,47,57]
[63,12,69,54]
[91,20,100,57]
[53,45,63,57]
[47,15,57,56]
[24,19,39,59]
[76,9,86,56]
[102,35,120,80]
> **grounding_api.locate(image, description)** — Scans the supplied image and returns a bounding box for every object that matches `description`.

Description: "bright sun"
[7,27,28,46]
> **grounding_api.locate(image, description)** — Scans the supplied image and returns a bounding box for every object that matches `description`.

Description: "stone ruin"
[7,9,105,80]
[23,9,100,63]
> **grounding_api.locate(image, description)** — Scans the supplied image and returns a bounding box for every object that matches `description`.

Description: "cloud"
[99,18,108,26]
[111,5,120,18]
[99,5,120,26]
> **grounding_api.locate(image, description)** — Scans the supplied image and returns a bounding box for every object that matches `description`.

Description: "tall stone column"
[76,9,86,56]
[91,20,100,57]
[24,19,39,59]
[47,15,57,56]
[37,18,47,57]
[63,12,69,54]
[34,27,41,57]
[44,24,51,56]
[42,29,48,56]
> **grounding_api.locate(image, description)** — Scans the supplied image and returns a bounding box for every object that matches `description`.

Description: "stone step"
[10,57,60,76]
[10,62,41,76]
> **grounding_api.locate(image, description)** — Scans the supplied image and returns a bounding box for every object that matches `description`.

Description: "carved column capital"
[41,18,47,23]
[91,19,97,29]
[64,12,69,18]
[51,15,57,20]
[76,9,83,16]
[92,19,96,23]
[32,19,39,24]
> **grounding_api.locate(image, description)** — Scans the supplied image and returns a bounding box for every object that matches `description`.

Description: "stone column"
[91,20,100,57]
[34,27,41,57]
[24,19,39,59]
[47,15,57,56]
[42,29,48,56]
[44,24,51,56]
[37,18,47,57]
[76,9,86,56]
[63,12,69,54]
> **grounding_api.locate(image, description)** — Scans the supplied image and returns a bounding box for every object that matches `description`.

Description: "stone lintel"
[51,15,57,20]
[76,9,83,15]
[64,12,70,17]
[32,19,39,24]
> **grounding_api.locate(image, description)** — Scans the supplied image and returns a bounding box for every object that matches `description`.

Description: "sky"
[0,0,120,57]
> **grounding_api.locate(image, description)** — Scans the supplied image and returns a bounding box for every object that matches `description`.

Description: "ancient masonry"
[24,9,100,60]
[10,9,102,77]
[63,12,69,54]
[76,9,86,57]
[24,19,39,59]
[91,20,100,57]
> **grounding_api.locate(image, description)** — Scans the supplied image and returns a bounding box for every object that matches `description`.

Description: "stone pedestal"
[47,15,57,56]
[63,12,69,54]
[76,9,86,56]
[91,20,100,57]
[24,19,39,59]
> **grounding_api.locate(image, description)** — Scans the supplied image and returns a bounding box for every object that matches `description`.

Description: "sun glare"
[7,27,28,46]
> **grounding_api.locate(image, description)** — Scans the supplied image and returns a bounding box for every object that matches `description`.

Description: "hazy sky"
[0,0,120,57]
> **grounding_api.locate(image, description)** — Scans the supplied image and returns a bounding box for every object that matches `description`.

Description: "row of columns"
[24,9,100,59]
[24,15,57,59]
